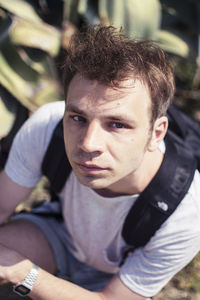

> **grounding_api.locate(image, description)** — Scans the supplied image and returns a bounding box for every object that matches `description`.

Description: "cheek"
[114,136,147,163]
[63,131,73,154]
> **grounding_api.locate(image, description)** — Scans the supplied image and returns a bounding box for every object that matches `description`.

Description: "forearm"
[0,170,33,225]
[0,245,101,300]
[29,267,144,300]
[5,257,103,300]
[7,259,143,300]
[30,268,103,300]
[0,244,143,300]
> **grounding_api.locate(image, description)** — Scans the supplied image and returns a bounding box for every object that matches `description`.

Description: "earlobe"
[148,116,168,152]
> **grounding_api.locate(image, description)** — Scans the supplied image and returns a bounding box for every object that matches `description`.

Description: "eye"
[71,115,86,123]
[110,122,127,129]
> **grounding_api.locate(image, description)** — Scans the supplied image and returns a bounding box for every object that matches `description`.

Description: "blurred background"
[0,1,200,299]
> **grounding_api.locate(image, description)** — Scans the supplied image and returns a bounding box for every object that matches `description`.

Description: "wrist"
[13,263,39,297]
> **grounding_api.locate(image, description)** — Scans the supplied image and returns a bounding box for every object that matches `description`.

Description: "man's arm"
[29,270,145,300]
[0,244,144,300]
[0,172,145,299]
[0,170,33,224]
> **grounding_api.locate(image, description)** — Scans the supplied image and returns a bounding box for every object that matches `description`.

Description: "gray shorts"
[12,200,113,292]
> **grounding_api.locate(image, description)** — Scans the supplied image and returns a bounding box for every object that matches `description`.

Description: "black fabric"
[167,105,200,170]
[122,133,197,247]
[41,120,71,200]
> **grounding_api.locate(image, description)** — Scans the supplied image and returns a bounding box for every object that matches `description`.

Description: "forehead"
[66,74,151,117]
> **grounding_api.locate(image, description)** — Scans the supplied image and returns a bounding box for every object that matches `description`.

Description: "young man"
[0,26,200,300]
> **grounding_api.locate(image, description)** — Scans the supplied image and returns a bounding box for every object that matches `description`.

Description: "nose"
[79,121,104,153]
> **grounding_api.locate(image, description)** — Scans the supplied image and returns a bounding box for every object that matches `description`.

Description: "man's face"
[63,74,154,195]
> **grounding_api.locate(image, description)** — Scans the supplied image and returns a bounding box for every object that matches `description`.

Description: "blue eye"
[111,122,126,129]
[72,115,85,122]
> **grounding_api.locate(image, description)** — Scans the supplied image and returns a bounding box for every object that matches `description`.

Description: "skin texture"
[0,74,168,300]
[63,74,168,196]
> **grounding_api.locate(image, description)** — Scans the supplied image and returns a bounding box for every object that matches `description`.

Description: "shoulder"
[167,170,200,228]
[119,170,200,298]
[27,101,65,128]
[147,169,200,253]
[5,101,65,187]
[14,101,65,147]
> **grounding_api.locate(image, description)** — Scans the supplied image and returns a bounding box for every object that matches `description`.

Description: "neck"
[95,148,164,197]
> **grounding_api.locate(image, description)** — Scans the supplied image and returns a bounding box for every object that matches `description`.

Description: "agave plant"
[67,0,200,118]
[66,0,190,57]
[0,0,63,139]
[1,0,199,146]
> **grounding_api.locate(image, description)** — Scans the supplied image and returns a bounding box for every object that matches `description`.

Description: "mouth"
[76,162,108,174]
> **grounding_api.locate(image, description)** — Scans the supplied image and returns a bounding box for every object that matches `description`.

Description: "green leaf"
[0,0,42,24]
[63,0,80,25]
[10,16,61,56]
[0,49,37,110]
[19,48,57,77]
[0,43,62,111]
[98,0,161,40]
[33,78,62,107]
[157,30,189,57]
[0,96,16,137]
[0,10,12,43]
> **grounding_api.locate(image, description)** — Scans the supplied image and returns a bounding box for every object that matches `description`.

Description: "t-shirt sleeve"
[119,171,200,298]
[5,101,65,188]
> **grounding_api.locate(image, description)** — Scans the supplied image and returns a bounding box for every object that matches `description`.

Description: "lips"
[77,162,108,173]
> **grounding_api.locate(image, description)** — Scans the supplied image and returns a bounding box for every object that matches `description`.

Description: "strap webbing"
[41,120,71,195]
[122,133,197,247]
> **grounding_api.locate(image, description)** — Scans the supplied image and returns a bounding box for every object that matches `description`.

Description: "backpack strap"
[167,104,200,170]
[41,119,72,198]
[122,132,197,248]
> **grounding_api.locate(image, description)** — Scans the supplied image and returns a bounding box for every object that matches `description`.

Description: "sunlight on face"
[63,74,154,195]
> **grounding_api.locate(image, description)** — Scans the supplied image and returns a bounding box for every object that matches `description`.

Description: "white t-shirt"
[5,101,200,298]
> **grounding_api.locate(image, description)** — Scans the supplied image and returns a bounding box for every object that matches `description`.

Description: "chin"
[75,173,113,190]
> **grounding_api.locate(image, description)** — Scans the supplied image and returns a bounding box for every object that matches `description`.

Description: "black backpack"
[41,104,199,249]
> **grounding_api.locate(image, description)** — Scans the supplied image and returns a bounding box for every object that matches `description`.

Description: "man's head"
[62,25,175,195]
[63,25,175,126]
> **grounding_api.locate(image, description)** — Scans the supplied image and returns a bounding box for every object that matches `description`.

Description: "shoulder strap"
[167,104,200,170]
[122,132,197,248]
[41,119,72,196]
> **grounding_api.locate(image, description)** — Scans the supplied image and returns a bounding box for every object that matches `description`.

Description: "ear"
[148,116,168,152]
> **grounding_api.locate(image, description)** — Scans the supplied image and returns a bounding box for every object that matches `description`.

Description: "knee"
[0,219,57,274]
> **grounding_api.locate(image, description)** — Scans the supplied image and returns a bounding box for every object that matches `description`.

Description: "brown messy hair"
[63,25,175,125]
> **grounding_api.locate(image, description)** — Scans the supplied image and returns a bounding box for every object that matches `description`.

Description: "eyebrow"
[65,104,86,115]
[107,116,137,127]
